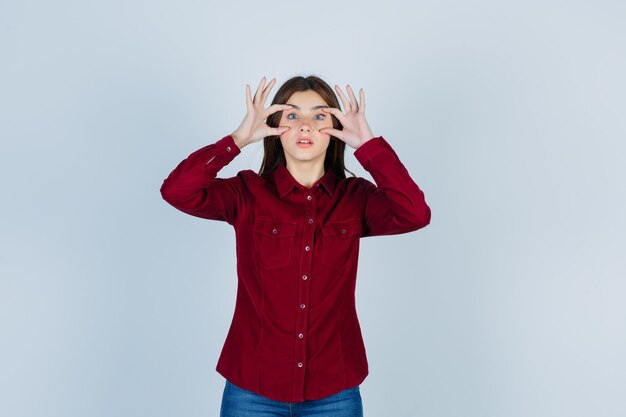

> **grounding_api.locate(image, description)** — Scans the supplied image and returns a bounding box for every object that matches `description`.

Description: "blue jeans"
[220,380,364,417]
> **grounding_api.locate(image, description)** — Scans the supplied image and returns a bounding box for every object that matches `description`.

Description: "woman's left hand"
[320,84,375,149]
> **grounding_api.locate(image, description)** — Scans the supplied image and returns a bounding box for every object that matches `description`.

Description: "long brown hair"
[258,75,356,179]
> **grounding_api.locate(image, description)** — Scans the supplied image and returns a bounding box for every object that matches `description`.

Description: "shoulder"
[237,169,258,179]
[207,169,259,189]
[338,175,377,195]
[234,169,275,192]
[222,169,261,187]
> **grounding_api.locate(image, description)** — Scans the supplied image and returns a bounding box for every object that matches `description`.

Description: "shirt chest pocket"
[252,218,298,270]
[319,219,362,269]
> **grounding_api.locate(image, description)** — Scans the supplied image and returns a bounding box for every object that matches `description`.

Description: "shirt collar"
[273,163,337,198]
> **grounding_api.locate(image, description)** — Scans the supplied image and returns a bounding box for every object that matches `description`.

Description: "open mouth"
[297,138,313,147]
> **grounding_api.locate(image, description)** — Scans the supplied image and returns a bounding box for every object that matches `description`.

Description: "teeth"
[298,140,311,144]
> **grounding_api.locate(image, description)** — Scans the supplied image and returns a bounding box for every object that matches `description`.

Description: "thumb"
[269,126,290,136]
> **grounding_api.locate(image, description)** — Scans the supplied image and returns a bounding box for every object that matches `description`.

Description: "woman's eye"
[286,113,325,120]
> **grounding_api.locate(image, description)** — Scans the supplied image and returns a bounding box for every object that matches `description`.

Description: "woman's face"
[278,90,334,168]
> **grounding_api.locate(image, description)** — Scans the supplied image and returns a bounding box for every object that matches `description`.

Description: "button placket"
[293,189,315,395]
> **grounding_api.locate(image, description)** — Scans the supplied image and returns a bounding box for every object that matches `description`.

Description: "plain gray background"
[1,1,625,416]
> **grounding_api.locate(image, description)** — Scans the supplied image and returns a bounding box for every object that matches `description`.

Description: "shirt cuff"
[353,136,399,166]
[183,135,242,180]
[215,134,242,159]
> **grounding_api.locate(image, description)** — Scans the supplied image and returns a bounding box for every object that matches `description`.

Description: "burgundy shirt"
[160,134,431,402]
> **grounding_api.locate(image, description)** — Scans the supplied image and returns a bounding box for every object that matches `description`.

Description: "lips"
[297,137,313,144]
[296,137,313,148]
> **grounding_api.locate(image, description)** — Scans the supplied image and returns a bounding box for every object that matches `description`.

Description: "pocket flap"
[253,218,298,238]
[321,219,361,237]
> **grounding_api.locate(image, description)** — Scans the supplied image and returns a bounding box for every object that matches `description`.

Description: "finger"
[245,84,253,110]
[253,76,266,105]
[261,77,276,104]
[320,127,344,140]
[346,85,359,112]
[265,103,294,116]
[254,76,267,104]
[321,107,343,120]
[335,85,351,113]
[359,88,366,113]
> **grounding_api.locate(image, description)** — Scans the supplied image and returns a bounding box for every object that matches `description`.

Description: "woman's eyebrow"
[286,104,328,110]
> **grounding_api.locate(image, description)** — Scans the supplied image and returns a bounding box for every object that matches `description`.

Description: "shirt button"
[305,245,310,251]
[298,333,304,339]
[272,228,278,234]
[308,218,313,224]
[302,274,307,280]
[300,303,306,309]
[226,146,231,152]
[306,195,312,201]
[341,229,347,234]
[298,362,303,368]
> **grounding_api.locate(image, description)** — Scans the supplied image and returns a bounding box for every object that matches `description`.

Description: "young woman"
[160,75,431,417]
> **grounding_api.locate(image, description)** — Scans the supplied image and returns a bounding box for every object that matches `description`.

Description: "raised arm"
[320,84,431,237]
[160,135,244,224]
[354,136,431,237]
[160,76,293,224]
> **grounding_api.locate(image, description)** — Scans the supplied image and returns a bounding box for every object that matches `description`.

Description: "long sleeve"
[353,136,431,237]
[160,135,244,225]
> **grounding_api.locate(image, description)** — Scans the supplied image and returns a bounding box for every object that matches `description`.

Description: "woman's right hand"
[230,76,293,149]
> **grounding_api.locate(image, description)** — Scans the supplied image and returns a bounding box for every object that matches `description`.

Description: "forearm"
[355,136,431,236]
[160,134,243,222]
[230,131,248,150]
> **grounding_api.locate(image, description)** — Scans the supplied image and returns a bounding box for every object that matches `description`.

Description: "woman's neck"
[285,161,325,189]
